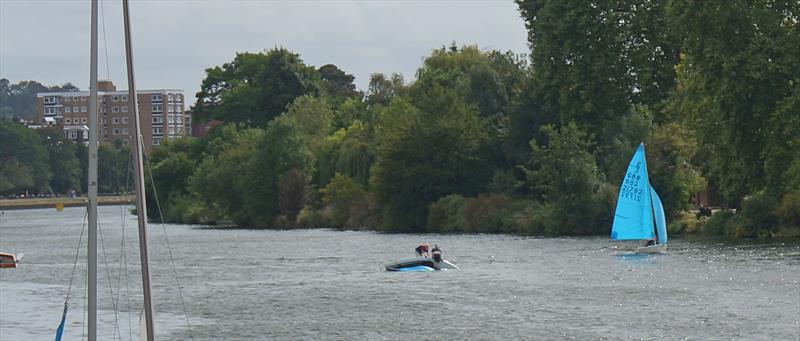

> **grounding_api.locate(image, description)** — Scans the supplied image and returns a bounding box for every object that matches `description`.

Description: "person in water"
[415,243,430,257]
[431,244,443,270]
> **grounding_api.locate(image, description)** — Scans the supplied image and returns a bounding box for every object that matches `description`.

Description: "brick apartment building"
[36,80,191,151]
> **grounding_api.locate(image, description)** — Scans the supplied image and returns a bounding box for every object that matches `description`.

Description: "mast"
[87,0,99,339]
[122,0,156,339]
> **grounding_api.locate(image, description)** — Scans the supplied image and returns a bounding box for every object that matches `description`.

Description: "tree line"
[1,121,133,196]
[3,1,797,238]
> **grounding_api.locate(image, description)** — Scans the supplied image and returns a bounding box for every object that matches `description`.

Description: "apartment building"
[36,80,189,151]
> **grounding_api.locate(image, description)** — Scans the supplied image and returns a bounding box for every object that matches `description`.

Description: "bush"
[320,173,368,228]
[427,194,467,233]
[463,194,513,233]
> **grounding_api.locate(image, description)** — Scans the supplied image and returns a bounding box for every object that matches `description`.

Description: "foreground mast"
[87,0,99,339]
[122,0,157,339]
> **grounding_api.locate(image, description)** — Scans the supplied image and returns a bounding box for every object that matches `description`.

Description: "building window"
[44,107,57,115]
[65,97,71,102]
[152,104,162,112]
[112,96,119,102]
[122,128,129,135]
[168,127,174,135]
[81,117,88,124]
[44,96,57,104]
[168,115,174,124]
[122,117,128,124]
[151,94,162,102]
[168,104,174,112]
[72,96,79,101]
[112,106,119,113]
[81,106,87,113]
[80,96,87,101]
[69,130,77,139]
[72,106,78,113]
[176,116,182,124]
[112,117,119,124]
[152,127,162,134]
[121,106,128,113]
[121,95,128,101]
[152,115,163,124]
[103,128,107,135]
[113,129,120,135]
[65,107,71,113]
[83,130,88,139]
[65,118,72,124]
[153,138,161,145]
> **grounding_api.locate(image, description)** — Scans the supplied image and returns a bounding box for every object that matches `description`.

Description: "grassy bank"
[0,195,135,210]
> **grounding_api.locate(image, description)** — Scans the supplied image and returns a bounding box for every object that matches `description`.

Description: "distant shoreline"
[0,195,134,210]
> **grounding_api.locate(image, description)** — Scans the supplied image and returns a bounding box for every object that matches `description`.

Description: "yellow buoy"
[55,202,64,212]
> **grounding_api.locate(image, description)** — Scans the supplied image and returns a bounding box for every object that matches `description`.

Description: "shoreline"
[0,195,135,210]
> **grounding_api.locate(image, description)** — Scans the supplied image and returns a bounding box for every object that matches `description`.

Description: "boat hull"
[634,244,667,254]
[385,257,458,271]
[0,252,17,268]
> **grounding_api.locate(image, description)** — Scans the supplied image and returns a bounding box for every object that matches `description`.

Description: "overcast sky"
[1,0,530,105]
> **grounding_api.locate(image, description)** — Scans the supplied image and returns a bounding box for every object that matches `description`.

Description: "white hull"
[634,244,667,254]
[384,257,459,271]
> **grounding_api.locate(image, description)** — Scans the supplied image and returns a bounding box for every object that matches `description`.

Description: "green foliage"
[371,88,492,232]
[0,79,79,119]
[97,142,132,194]
[318,64,362,106]
[320,173,369,228]
[0,120,51,193]
[646,123,706,218]
[277,168,312,224]
[665,0,800,207]
[523,123,614,234]
[38,127,81,194]
[193,48,321,127]
[427,194,468,233]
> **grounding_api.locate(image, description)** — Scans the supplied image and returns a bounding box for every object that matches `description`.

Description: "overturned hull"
[385,257,458,272]
[0,252,18,269]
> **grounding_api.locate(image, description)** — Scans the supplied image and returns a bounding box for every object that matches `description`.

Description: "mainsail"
[611,143,655,240]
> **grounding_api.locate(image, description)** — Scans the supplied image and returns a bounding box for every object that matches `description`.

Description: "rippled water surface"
[1,206,798,340]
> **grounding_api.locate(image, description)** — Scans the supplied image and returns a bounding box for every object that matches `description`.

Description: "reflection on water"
[1,206,798,340]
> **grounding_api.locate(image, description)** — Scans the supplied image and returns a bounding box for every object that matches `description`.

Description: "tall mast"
[87,0,99,339]
[122,0,156,339]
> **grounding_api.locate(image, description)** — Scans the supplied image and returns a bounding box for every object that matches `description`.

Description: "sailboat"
[55,1,156,340]
[610,143,668,254]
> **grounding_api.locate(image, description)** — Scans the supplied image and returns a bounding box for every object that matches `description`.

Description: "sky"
[0,0,530,106]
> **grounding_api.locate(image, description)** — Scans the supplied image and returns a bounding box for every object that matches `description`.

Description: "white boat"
[0,252,19,268]
[611,143,668,254]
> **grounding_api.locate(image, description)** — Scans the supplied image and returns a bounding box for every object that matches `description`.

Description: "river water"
[0,206,798,340]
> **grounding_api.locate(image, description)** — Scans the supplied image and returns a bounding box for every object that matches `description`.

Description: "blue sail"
[611,143,654,240]
[650,185,668,245]
[54,303,68,341]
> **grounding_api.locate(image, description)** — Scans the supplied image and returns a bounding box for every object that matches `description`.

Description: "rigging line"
[118,145,134,341]
[65,209,89,304]
[97,215,123,340]
[142,140,195,340]
[100,0,112,81]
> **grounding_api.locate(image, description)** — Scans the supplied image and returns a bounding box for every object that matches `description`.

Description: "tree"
[193,48,321,127]
[0,120,50,193]
[0,79,79,119]
[510,0,679,166]
[666,0,800,207]
[371,87,492,231]
[38,127,81,194]
[318,64,362,105]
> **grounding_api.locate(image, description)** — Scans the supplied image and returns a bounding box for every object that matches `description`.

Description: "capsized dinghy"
[385,257,459,272]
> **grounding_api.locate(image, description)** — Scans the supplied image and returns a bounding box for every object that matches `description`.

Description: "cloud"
[1,0,529,106]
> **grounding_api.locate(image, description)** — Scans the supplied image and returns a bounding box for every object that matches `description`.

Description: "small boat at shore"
[385,257,459,272]
[0,252,20,268]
